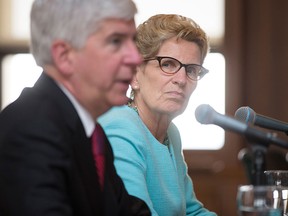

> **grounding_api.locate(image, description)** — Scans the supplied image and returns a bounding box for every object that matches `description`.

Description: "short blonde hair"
[136,14,209,64]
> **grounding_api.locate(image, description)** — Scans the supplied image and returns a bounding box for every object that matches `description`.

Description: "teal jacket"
[99,105,217,216]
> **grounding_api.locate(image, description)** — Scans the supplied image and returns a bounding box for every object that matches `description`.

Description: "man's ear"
[51,40,74,76]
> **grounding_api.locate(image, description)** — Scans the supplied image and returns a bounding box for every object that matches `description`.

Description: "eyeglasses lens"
[160,57,201,80]
[159,58,179,73]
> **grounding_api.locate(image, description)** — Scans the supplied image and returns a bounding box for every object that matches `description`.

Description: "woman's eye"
[161,62,170,68]
[162,61,175,68]
[187,66,198,75]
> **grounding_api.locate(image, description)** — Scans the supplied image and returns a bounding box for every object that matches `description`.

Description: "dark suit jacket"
[0,73,150,216]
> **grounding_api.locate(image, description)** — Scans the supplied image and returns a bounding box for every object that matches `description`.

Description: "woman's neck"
[128,100,171,143]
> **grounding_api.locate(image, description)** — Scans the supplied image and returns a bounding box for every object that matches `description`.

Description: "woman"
[99,14,217,216]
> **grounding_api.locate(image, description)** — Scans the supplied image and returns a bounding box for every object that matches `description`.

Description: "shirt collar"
[57,83,95,137]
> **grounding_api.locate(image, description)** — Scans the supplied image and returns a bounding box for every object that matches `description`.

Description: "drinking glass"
[237,185,284,216]
[264,170,288,187]
[264,170,288,215]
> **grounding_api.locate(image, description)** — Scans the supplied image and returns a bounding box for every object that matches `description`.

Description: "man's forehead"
[97,19,136,34]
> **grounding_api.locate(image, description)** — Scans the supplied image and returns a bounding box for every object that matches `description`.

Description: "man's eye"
[110,37,122,45]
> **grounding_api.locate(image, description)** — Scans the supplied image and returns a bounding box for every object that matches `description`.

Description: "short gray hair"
[30,0,137,67]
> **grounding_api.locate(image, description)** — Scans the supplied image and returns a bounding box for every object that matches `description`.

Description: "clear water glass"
[264,170,288,187]
[264,170,288,215]
[237,185,284,216]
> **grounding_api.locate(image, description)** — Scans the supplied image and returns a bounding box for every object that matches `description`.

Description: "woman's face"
[133,37,202,119]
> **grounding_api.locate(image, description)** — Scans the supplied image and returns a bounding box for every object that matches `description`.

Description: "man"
[0,0,150,215]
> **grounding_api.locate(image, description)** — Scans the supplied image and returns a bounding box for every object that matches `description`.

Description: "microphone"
[235,106,288,135]
[195,104,288,148]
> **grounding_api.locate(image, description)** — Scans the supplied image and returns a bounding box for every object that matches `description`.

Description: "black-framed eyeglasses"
[144,56,209,81]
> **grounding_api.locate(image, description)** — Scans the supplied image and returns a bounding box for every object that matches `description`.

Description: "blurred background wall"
[186,0,288,215]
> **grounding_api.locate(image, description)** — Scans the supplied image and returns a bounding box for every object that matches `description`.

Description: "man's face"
[69,19,142,117]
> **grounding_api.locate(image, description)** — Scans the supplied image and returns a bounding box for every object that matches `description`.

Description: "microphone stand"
[247,143,267,185]
[244,127,288,185]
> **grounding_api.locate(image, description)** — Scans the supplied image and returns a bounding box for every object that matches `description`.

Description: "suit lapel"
[34,73,104,215]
